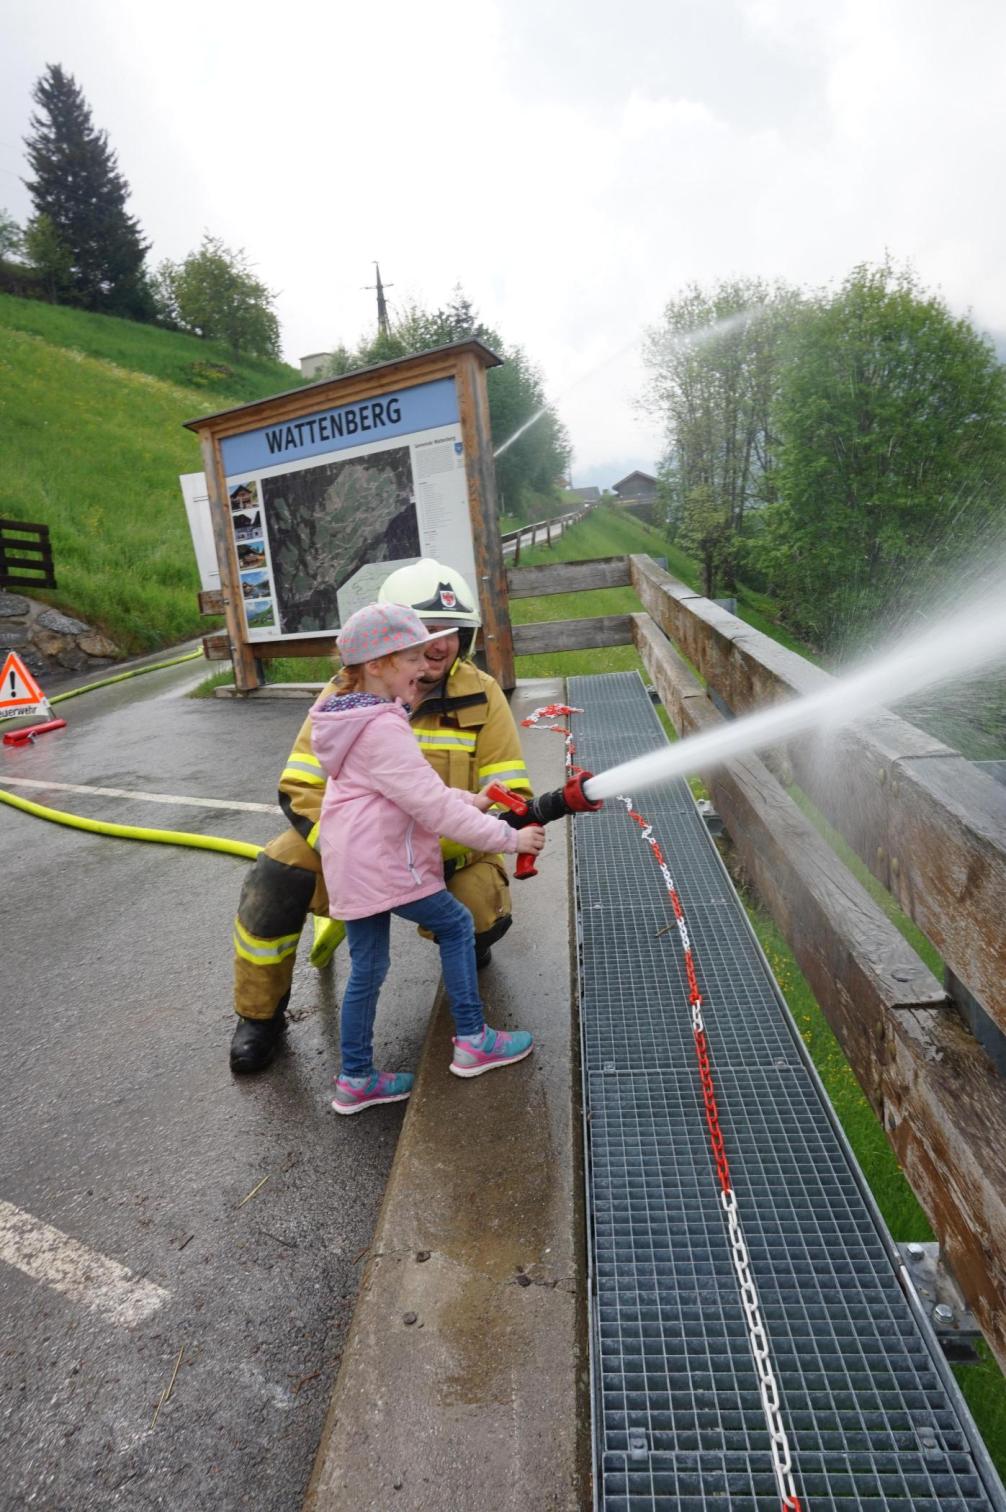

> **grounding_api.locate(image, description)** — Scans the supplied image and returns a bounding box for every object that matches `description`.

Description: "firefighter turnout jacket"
[233,660,531,1021]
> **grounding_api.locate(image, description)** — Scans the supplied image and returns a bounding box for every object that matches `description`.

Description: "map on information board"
[263,446,418,634]
[216,377,477,642]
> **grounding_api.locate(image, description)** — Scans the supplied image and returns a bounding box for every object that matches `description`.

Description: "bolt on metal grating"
[568,671,1006,1512]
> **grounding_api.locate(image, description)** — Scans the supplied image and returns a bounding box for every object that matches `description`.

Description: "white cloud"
[2,0,1006,482]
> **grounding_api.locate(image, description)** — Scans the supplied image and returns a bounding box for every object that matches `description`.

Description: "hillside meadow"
[0,294,301,651]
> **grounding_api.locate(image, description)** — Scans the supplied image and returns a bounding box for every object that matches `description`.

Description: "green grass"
[509,505,818,678]
[741,883,1006,1471]
[0,293,302,402]
[191,655,334,698]
[0,296,304,652]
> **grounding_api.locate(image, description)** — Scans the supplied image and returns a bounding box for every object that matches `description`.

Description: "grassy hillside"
[0,294,301,402]
[0,295,303,652]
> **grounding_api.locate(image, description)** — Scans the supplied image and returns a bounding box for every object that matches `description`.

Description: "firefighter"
[230,558,532,1074]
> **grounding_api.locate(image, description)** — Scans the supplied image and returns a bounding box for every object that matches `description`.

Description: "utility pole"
[364,262,393,337]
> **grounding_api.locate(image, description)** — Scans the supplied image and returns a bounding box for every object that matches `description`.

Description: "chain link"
[521,706,804,1506]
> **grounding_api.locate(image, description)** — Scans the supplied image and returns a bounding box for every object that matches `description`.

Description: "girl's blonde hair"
[331,650,403,694]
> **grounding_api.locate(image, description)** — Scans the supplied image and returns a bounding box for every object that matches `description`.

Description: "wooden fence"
[509,550,1006,1374]
[501,504,591,565]
[0,519,56,591]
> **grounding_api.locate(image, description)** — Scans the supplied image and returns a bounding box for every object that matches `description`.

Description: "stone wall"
[0,592,121,679]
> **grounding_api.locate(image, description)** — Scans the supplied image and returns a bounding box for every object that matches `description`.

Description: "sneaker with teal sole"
[332,1069,414,1115]
[450,1026,534,1078]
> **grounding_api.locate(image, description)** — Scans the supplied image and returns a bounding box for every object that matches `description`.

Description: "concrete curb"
[303,679,588,1511]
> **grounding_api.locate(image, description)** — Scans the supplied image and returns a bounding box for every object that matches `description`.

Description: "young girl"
[310,601,545,1116]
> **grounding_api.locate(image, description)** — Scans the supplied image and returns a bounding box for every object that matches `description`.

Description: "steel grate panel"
[569,672,1005,1510]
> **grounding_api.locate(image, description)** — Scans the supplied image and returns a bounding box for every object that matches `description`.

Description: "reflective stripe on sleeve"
[233,917,300,966]
[479,761,531,790]
[281,755,326,786]
[306,820,321,850]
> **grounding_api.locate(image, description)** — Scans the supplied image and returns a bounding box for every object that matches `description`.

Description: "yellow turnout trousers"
[233,826,512,1021]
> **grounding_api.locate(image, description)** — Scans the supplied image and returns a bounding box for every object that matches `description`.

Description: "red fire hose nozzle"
[561,770,603,814]
[484,773,604,881]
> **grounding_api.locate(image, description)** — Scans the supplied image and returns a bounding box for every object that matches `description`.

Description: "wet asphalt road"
[0,655,441,1512]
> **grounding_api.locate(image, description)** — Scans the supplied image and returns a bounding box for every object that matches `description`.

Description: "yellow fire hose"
[0,647,345,965]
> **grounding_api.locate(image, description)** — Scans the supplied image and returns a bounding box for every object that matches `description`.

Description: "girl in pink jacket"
[310,602,545,1115]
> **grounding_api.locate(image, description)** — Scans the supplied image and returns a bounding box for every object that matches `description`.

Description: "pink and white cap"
[336,602,457,666]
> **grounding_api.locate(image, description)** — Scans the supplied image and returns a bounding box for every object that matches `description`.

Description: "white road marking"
[0,1200,170,1327]
[0,776,280,814]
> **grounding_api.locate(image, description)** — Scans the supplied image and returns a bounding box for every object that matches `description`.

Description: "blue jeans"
[340,890,485,1076]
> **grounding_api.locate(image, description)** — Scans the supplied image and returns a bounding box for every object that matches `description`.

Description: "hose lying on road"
[47,648,204,704]
[1,646,259,860]
[0,786,261,859]
[0,646,346,962]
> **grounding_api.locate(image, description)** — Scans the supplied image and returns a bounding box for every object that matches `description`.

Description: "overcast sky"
[4,0,1006,486]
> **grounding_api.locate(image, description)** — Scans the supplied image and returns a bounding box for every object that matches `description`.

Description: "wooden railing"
[501,504,592,565]
[508,550,1006,1374]
[0,518,56,591]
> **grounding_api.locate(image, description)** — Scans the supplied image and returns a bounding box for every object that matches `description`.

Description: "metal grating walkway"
[569,672,1006,1512]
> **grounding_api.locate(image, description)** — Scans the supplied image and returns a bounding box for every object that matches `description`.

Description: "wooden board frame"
[184,340,513,692]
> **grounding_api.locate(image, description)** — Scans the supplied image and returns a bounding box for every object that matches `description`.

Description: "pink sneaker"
[450,1026,534,1078]
[332,1070,413,1115]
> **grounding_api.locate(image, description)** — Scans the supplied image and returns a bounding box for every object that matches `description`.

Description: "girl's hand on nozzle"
[516,826,545,855]
[471,789,494,812]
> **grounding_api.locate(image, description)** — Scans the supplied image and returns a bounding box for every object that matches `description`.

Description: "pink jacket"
[310,697,520,920]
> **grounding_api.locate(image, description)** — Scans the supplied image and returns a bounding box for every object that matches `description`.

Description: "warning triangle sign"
[0,650,48,718]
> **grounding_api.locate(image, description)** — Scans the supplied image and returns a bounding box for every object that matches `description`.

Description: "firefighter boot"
[230,998,288,1074]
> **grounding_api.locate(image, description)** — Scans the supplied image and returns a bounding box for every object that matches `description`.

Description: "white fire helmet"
[378,558,480,659]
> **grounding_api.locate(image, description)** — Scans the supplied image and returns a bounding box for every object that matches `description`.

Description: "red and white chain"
[522,704,803,1512]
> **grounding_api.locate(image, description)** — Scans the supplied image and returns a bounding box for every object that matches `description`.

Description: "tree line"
[643,264,1006,653]
[1,64,569,517]
[321,290,569,520]
[0,64,282,359]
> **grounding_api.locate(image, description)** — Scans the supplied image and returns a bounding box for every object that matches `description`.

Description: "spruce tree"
[23,63,152,318]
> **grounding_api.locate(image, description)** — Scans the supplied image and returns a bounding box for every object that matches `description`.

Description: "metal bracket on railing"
[899,1242,982,1362]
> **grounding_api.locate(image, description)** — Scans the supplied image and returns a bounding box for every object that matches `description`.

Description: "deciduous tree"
[642,278,802,593]
[756,261,1006,649]
[0,209,24,262]
[23,213,74,302]
[324,287,568,518]
[154,235,281,360]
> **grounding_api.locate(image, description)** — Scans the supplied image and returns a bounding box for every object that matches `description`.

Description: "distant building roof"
[611,470,658,493]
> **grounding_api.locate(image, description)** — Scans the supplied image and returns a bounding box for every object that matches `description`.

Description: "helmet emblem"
[413,581,473,615]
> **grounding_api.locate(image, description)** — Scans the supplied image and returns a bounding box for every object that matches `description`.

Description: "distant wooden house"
[567,486,602,505]
[611,470,661,526]
[611,471,659,505]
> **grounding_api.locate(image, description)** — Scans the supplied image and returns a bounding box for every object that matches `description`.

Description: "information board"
[217,377,476,643]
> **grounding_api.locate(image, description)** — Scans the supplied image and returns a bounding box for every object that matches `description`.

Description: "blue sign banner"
[221,376,459,476]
